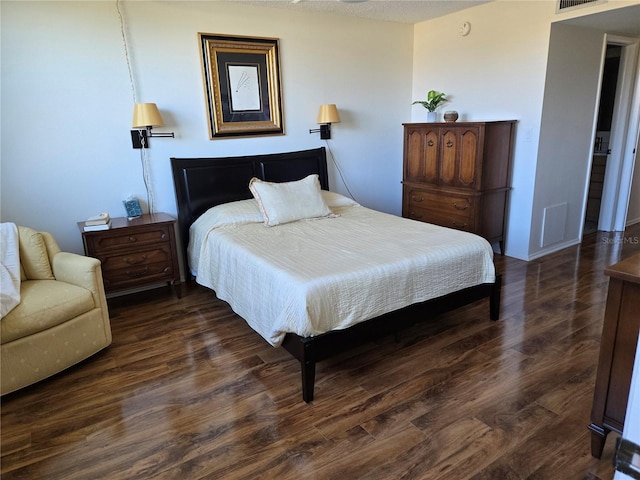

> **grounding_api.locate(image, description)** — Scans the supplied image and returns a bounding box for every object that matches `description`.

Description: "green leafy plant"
[412,90,448,112]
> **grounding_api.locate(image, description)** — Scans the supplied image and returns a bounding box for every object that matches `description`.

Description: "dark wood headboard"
[170,147,328,278]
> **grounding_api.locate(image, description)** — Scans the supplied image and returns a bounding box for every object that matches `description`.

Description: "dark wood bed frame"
[171,147,501,402]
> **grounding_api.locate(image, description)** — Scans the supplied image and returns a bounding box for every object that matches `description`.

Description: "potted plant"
[412,90,448,121]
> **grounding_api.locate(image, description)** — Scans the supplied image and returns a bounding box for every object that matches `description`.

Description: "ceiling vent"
[557,0,606,13]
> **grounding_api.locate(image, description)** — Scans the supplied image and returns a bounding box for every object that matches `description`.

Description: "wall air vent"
[557,0,606,13]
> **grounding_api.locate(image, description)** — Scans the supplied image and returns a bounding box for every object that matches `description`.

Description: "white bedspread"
[1,222,21,319]
[190,198,495,347]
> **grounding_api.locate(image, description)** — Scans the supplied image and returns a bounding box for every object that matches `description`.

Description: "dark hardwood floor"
[2,224,640,479]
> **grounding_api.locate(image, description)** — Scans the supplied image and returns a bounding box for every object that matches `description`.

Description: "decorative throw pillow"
[18,226,54,280]
[249,174,335,226]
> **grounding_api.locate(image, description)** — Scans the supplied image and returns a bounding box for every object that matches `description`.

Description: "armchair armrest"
[52,252,109,313]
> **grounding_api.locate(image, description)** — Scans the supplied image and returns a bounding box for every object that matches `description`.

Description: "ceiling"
[224,0,640,34]
[224,0,492,24]
[561,4,640,36]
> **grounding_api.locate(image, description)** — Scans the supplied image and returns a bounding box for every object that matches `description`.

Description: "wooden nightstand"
[78,212,182,298]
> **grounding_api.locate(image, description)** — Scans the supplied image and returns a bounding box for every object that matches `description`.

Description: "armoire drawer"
[406,189,477,216]
[405,204,473,231]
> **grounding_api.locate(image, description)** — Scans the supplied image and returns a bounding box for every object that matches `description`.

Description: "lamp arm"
[131,126,174,149]
[148,132,175,138]
[145,125,175,138]
[309,123,332,140]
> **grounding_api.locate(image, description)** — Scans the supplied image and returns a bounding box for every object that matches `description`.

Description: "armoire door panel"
[440,130,458,184]
[424,129,439,183]
[405,129,424,182]
[459,128,479,187]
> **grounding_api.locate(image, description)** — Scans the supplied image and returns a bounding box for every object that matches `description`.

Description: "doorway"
[586,35,640,234]
[584,44,621,234]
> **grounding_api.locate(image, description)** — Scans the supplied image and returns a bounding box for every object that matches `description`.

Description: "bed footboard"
[283,275,502,402]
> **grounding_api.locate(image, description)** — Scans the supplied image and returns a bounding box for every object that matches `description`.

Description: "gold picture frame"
[199,33,284,139]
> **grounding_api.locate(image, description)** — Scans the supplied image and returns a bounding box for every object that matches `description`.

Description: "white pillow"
[249,174,335,226]
[191,198,263,232]
[321,190,360,208]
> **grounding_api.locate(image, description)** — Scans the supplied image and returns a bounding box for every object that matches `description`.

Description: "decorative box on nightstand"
[78,212,182,298]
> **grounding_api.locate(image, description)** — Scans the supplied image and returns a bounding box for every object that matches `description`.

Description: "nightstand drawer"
[101,255,177,291]
[98,245,174,274]
[86,225,172,254]
[102,266,177,291]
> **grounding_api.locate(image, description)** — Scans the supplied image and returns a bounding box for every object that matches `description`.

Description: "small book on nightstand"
[85,212,110,226]
[83,219,112,231]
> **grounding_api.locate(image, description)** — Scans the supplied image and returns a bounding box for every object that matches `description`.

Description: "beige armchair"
[1,226,112,395]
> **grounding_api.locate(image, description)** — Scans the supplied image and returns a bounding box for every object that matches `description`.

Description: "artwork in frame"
[199,33,284,139]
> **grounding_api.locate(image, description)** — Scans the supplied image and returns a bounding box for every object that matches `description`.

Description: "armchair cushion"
[18,226,54,281]
[0,280,94,344]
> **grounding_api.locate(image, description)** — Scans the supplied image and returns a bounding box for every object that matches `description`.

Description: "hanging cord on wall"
[116,0,155,214]
[116,0,136,104]
[323,139,358,203]
[137,132,154,213]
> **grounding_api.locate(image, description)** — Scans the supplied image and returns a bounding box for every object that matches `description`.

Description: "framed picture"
[199,33,284,139]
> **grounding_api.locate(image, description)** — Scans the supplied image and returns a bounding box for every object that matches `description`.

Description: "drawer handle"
[453,203,468,211]
[160,233,166,240]
[452,221,468,228]
[410,212,423,219]
[126,267,149,278]
[446,140,453,148]
[123,255,147,265]
[128,235,137,242]
[411,195,424,203]
[427,140,434,147]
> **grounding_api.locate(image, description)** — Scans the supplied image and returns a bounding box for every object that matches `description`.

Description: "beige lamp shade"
[132,103,165,128]
[317,104,341,124]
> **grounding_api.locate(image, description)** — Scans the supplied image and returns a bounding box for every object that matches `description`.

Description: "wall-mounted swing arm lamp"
[131,103,175,149]
[309,104,341,140]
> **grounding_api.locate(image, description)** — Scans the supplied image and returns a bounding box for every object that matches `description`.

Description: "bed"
[171,147,501,402]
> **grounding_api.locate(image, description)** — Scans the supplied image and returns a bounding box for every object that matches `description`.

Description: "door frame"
[597,34,640,232]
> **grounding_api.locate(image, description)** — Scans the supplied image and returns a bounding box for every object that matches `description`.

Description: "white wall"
[0,1,413,254]
[413,0,640,260]
[412,0,556,259]
[531,23,605,256]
